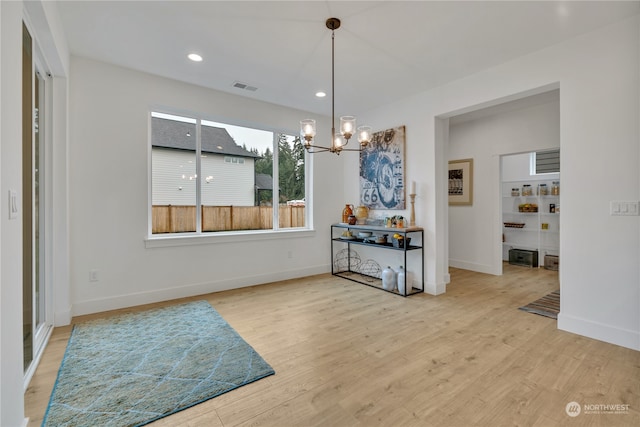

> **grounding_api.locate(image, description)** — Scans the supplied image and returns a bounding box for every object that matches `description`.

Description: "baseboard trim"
[424,280,446,295]
[70,264,329,317]
[449,259,500,275]
[557,312,640,351]
[54,307,72,326]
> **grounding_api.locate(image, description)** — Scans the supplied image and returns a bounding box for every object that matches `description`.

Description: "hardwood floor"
[25,265,640,426]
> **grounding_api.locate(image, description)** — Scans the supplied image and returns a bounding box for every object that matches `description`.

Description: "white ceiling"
[55,1,639,117]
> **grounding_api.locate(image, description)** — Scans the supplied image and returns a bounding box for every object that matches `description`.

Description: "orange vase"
[342,204,354,223]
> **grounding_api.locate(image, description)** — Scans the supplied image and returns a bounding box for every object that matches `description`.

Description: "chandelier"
[300,18,372,155]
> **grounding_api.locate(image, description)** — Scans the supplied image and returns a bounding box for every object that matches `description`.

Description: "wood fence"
[152,205,306,233]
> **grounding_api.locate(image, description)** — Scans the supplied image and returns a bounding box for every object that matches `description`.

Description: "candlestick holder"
[409,193,416,226]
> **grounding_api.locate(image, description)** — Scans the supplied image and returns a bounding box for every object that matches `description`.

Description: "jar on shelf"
[511,188,520,197]
[522,184,533,196]
[539,184,548,195]
[551,181,560,195]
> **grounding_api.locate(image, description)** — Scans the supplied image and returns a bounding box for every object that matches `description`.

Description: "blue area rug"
[42,300,274,426]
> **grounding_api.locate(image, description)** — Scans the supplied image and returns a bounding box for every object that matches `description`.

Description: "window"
[150,111,307,235]
[531,149,560,175]
[224,156,245,164]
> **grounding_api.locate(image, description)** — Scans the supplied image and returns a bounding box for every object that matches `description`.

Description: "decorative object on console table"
[354,205,369,224]
[409,180,417,226]
[397,266,407,295]
[392,234,411,248]
[342,204,353,223]
[359,126,406,210]
[448,158,473,205]
[381,266,397,291]
[333,248,361,273]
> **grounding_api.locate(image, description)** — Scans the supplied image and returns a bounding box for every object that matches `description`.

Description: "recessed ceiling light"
[315,91,326,98]
[188,53,203,62]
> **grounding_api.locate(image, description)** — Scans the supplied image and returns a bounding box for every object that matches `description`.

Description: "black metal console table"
[330,223,424,296]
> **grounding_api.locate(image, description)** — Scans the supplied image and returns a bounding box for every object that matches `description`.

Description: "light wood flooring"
[25,265,640,426]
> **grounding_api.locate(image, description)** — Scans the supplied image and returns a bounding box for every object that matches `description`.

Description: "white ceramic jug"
[382,266,397,291]
[397,266,406,295]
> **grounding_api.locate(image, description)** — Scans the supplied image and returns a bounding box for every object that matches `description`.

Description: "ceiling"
[55,1,639,117]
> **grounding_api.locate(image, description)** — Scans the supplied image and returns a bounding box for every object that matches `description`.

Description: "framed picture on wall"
[359,126,406,210]
[448,158,473,205]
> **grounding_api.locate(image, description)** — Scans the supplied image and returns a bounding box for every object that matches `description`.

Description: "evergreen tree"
[253,135,306,205]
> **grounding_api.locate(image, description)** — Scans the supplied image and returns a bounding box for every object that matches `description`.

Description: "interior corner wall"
[348,15,640,350]
[447,97,560,275]
[67,57,339,317]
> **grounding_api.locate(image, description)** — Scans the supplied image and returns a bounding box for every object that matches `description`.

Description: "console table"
[331,223,424,296]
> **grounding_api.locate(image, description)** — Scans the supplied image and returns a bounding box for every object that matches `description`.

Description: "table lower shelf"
[333,270,421,297]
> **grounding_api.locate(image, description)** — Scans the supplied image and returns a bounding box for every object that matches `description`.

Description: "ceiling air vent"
[232,81,258,92]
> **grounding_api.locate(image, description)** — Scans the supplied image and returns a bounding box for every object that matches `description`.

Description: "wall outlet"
[89,269,99,282]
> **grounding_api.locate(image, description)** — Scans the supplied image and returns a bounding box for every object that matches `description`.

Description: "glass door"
[23,22,52,379]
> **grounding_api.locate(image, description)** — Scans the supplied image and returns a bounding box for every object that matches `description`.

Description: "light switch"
[610,201,621,215]
[8,190,18,219]
[611,201,640,216]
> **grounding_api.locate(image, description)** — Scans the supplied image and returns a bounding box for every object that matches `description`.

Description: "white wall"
[68,57,339,316]
[1,1,70,423]
[348,16,640,350]
[447,94,560,274]
[0,3,26,426]
[502,152,532,182]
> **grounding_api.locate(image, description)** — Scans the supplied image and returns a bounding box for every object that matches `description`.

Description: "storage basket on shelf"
[518,203,538,212]
[509,249,539,267]
[392,237,411,248]
[544,255,559,271]
[504,222,525,228]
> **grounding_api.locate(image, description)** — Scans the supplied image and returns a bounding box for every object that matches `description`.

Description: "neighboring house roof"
[255,173,273,190]
[152,116,260,158]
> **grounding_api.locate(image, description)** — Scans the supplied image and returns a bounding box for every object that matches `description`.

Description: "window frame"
[146,108,312,246]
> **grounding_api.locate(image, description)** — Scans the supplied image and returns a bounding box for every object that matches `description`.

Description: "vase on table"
[355,205,369,224]
[342,204,354,223]
[382,266,397,291]
[397,266,406,295]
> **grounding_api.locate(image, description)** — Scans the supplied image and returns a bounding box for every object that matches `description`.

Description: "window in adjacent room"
[531,148,560,175]
[150,111,307,235]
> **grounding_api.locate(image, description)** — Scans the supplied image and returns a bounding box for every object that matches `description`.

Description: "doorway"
[501,151,560,271]
[446,89,560,276]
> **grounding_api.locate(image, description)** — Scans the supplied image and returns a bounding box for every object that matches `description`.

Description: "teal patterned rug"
[42,301,274,426]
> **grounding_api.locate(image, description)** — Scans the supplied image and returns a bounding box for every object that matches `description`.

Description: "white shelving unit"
[502,180,560,265]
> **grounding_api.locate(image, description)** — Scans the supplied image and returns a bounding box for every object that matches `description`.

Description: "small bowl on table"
[357,231,373,239]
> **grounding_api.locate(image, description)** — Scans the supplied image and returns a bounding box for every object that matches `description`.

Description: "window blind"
[535,149,560,174]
